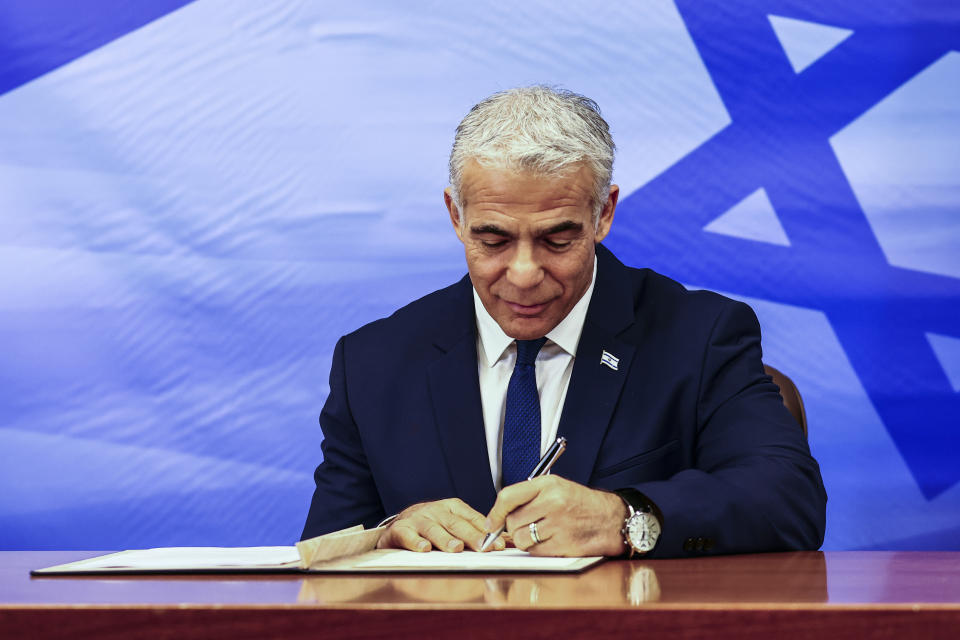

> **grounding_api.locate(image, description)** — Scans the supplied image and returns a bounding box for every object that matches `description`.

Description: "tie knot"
[515,338,547,366]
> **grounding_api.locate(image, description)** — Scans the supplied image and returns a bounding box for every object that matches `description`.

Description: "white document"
[64,546,301,570]
[34,532,604,574]
[352,548,599,571]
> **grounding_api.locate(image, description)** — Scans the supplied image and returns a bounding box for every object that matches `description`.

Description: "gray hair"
[448,86,615,223]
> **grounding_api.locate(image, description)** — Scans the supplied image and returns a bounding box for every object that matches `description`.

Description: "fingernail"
[447,540,461,552]
[484,518,492,532]
[495,538,505,550]
[417,540,430,552]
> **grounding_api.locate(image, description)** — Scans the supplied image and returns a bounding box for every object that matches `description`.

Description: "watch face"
[626,511,661,553]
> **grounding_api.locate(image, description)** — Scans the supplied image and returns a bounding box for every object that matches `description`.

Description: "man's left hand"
[485,475,628,556]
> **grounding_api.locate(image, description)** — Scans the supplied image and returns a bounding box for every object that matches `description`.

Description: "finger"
[478,531,507,552]
[514,520,551,551]
[447,499,490,534]
[505,501,550,536]
[513,522,533,551]
[422,521,464,553]
[520,520,565,556]
[443,499,501,551]
[485,481,542,533]
[384,522,432,552]
[526,536,566,557]
[440,514,488,551]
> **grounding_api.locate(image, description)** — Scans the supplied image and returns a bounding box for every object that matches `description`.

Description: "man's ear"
[444,187,465,242]
[594,184,619,243]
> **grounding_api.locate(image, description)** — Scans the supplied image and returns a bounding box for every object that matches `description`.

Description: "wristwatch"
[614,489,662,557]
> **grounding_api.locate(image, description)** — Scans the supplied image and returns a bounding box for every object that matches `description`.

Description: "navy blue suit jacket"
[302,245,826,557]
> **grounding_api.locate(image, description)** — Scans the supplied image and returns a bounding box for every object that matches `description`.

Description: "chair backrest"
[763,364,808,437]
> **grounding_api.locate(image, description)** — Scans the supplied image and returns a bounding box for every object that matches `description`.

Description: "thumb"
[485,480,540,532]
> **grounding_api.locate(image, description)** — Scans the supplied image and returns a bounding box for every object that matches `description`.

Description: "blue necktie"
[502,337,547,486]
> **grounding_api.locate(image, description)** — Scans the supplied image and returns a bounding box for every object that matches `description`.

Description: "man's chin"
[498,314,557,341]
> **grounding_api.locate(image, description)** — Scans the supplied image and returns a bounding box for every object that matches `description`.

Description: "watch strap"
[613,488,652,515]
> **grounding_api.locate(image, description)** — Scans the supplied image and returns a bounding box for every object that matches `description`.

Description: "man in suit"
[302,86,826,558]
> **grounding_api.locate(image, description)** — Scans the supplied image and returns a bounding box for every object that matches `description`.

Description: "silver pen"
[479,436,568,552]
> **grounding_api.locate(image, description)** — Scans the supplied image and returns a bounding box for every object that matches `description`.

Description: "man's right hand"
[376,498,506,552]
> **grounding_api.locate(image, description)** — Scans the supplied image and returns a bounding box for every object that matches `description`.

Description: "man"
[302,86,826,558]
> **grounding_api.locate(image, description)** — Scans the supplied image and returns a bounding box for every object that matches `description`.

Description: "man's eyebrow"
[469,224,510,237]
[540,221,584,236]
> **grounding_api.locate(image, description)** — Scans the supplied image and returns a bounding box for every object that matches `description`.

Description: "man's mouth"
[504,300,549,316]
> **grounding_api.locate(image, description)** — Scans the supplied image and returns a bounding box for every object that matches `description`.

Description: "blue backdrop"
[1,0,958,551]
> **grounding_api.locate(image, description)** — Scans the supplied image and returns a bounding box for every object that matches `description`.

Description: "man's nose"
[506,243,544,289]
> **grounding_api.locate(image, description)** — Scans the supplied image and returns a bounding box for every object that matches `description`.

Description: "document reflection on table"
[297,552,828,606]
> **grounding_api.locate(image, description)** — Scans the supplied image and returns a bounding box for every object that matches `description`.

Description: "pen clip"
[527,436,567,480]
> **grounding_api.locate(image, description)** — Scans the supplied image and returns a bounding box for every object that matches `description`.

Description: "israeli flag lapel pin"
[600,350,620,371]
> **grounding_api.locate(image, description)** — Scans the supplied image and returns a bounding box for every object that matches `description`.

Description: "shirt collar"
[473,254,598,366]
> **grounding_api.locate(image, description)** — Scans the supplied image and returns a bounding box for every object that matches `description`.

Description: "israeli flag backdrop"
[1,1,958,551]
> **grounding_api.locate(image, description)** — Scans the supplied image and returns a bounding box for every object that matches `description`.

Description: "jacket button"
[704,538,715,551]
[695,537,705,551]
[683,538,695,552]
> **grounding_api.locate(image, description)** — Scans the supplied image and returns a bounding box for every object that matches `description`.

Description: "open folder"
[32,525,604,575]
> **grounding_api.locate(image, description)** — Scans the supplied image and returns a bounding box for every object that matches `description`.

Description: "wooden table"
[2,551,959,639]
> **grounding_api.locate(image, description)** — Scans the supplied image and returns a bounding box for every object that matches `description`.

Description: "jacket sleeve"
[633,300,827,557]
[301,336,386,540]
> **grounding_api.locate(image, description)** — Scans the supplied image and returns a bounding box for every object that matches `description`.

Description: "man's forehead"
[461,161,591,195]
[460,166,593,211]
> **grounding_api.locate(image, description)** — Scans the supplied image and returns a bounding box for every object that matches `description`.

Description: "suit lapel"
[552,245,638,485]
[426,278,498,513]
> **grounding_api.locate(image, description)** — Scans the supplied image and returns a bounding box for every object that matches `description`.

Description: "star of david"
[608,0,960,498]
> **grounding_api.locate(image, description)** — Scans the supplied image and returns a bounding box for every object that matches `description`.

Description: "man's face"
[445,161,618,340]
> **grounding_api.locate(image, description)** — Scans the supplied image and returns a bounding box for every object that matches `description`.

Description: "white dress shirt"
[473,256,597,491]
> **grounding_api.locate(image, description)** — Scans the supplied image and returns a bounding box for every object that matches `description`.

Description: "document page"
[351,548,599,571]
[61,546,301,570]
[34,541,603,574]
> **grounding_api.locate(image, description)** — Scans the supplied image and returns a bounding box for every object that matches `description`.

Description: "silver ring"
[529,521,543,545]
